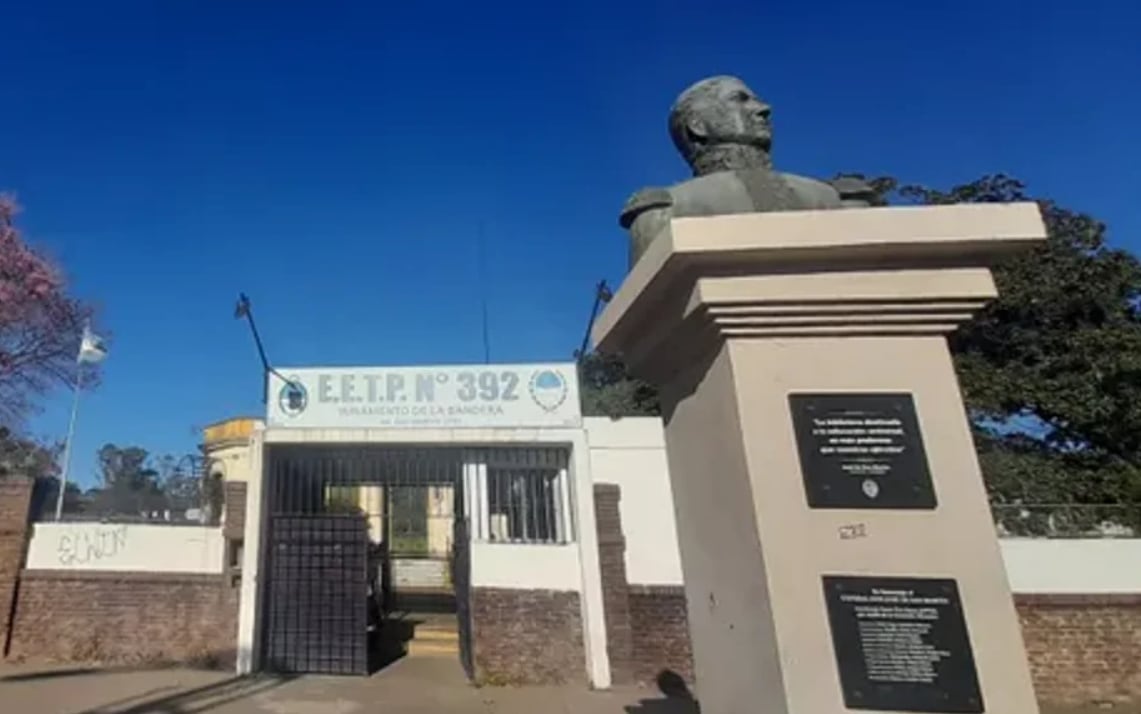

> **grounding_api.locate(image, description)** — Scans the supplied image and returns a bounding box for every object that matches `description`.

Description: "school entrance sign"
[266,363,581,429]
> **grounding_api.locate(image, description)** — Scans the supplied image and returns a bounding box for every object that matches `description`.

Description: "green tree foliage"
[578,351,660,418]
[0,426,81,518]
[84,444,204,519]
[89,443,167,515]
[152,453,204,512]
[885,175,1141,527]
[0,426,58,478]
[587,174,1141,529]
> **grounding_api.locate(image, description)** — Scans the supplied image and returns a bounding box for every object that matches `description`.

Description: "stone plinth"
[593,204,1046,714]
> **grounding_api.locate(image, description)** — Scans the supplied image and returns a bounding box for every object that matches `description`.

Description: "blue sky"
[3,1,1138,488]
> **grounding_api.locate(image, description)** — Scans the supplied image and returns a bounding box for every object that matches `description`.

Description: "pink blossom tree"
[0,195,97,427]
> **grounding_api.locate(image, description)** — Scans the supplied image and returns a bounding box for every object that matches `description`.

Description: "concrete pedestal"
[593,204,1046,714]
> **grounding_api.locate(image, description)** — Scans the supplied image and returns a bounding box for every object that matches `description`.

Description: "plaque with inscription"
[822,576,983,713]
[789,393,936,509]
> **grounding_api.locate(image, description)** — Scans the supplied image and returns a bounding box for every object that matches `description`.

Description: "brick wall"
[0,476,33,654]
[592,482,692,687]
[1016,593,1141,706]
[590,476,1140,704]
[620,585,1141,705]
[628,585,693,684]
[223,482,247,540]
[470,587,584,685]
[8,570,239,668]
[593,484,634,684]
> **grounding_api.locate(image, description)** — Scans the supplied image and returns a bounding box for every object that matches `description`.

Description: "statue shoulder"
[778,173,842,209]
[828,176,878,207]
[619,187,674,267]
[776,173,878,209]
[619,187,673,229]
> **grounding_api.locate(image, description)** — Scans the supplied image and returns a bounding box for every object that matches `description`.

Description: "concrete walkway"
[0,656,696,714]
[0,657,1132,714]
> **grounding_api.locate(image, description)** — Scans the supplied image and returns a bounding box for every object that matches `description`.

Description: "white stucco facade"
[471,543,582,590]
[585,417,684,585]
[216,409,1139,686]
[235,424,611,688]
[999,538,1141,594]
[26,522,225,574]
[587,417,1141,596]
[203,418,261,483]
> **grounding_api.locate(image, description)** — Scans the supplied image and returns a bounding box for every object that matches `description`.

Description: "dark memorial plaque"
[823,576,983,713]
[790,393,936,509]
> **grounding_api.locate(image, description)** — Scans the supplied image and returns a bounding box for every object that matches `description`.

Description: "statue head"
[668,76,773,175]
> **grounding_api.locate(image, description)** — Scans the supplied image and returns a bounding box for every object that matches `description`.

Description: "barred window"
[487,468,559,543]
[464,448,572,545]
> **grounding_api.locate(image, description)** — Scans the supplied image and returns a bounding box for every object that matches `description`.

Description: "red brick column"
[593,483,634,684]
[0,476,34,655]
[223,482,247,540]
[222,482,248,580]
[628,585,694,683]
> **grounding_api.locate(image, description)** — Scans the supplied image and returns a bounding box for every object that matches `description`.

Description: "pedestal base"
[594,205,1047,714]
[663,337,1033,713]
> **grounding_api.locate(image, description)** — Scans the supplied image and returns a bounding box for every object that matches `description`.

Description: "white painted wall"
[587,416,1141,595]
[238,429,266,675]
[1000,538,1141,593]
[586,417,685,585]
[26,522,225,574]
[208,440,257,483]
[471,542,582,590]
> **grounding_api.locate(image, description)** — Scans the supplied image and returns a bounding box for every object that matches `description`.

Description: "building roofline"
[202,415,263,430]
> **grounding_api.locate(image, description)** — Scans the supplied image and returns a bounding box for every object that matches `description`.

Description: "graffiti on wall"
[57,525,129,566]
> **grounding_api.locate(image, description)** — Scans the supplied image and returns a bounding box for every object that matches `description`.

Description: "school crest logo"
[528,369,568,412]
[278,378,308,417]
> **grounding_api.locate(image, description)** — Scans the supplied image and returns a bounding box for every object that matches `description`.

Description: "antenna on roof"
[477,222,492,364]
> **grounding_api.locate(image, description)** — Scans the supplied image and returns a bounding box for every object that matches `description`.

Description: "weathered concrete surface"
[0,658,1130,714]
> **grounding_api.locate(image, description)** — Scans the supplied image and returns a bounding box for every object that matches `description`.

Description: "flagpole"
[55,363,83,521]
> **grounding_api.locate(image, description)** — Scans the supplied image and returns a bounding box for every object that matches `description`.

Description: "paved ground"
[0,657,1135,714]
[0,656,697,714]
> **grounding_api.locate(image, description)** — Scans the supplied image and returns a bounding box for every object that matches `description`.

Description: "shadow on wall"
[625,670,700,714]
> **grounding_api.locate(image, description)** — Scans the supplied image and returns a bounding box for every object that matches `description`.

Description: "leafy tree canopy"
[0,195,99,427]
[583,174,1141,520]
[579,351,660,418]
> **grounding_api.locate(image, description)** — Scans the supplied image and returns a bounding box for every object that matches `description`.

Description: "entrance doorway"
[258,444,574,676]
[259,446,469,676]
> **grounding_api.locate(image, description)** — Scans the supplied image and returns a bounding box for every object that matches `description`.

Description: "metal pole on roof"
[575,280,612,362]
[235,293,276,404]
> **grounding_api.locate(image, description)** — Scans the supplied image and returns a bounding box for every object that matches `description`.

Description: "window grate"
[464,447,573,545]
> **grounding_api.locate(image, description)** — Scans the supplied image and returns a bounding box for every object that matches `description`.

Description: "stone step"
[414,628,458,642]
[408,640,460,657]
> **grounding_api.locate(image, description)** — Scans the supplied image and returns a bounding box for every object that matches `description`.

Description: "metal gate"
[263,513,369,674]
[259,444,572,676]
[261,446,466,675]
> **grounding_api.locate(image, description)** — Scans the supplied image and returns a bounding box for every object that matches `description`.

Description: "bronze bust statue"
[620,76,874,265]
